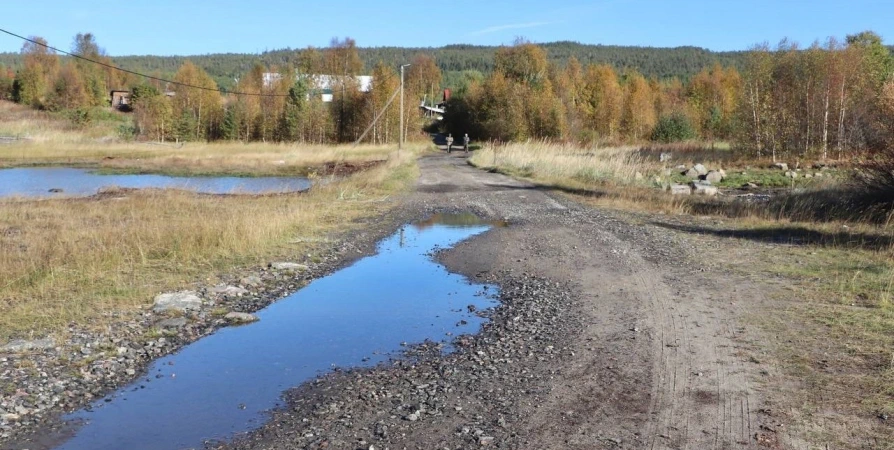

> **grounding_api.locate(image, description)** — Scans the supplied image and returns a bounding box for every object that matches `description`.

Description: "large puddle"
[0,167,311,198]
[53,215,500,450]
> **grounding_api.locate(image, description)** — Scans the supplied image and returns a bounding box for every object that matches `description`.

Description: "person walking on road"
[446,133,454,153]
[463,133,470,154]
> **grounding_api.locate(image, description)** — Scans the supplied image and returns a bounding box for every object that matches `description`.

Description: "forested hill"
[0,41,750,89]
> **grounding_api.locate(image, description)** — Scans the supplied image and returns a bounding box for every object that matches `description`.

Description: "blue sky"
[1,0,892,55]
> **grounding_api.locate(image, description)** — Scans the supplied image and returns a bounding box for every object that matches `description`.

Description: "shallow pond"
[0,167,311,198]
[54,215,500,450]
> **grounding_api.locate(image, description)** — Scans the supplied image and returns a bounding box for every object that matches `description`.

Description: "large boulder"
[684,168,701,179]
[772,162,789,171]
[693,164,708,176]
[153,291,203,312]
[705,171,723,184]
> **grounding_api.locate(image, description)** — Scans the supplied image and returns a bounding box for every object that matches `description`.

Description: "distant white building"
[262,73,373,102]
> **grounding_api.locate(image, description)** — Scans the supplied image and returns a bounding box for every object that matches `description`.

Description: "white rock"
[270,262,308,272]
[225,312,259,324]
[668,184,691,195]
[211,285,248,296]
[705,171,723,184]
[0,337,56,353]
[153,291,203,312]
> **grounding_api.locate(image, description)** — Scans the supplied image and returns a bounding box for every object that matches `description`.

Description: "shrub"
[651,113,696,143]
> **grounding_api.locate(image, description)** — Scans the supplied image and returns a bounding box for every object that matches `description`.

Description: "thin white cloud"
[466,21,555,37]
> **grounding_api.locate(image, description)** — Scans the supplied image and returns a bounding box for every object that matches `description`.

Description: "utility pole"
[399,64,411,153]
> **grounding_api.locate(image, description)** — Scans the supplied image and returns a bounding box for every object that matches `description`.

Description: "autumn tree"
[405,54,442,140]
[259,66,291,142]
[325,38,364,142]
[558,56,585,138]
[494,40,549,87]
[13,37,59,107]
[622,71,657,140]
[687,63,741,142]
[46,62,89,111]
[362,62,400,143]
[131,84,173,141]
[581,64,624,140]
[738,44,773,157]
[230,64,264,141]
[171,61,222,141]
[0,64,13,100]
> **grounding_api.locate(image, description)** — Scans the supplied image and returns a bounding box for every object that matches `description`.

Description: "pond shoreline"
[0,167,313,198]
[0,206,411,448]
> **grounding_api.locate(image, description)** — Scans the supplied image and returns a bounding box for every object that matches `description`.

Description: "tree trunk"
[837,78,846,159]
[822,82,830,160]
[750,84,762,157]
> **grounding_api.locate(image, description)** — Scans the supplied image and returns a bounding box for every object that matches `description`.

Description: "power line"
[0,27,292,97]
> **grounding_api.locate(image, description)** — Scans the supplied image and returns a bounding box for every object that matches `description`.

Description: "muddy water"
[54,216,500,450]
[0,167,311,197]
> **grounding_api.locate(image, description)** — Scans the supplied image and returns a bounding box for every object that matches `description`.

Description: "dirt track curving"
[222,152,780,449]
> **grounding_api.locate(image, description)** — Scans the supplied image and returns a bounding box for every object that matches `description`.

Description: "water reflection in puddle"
[55,215,499,450]
[0,167,311,198]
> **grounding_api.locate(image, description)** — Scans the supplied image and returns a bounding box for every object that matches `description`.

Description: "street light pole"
[399,64,411,154]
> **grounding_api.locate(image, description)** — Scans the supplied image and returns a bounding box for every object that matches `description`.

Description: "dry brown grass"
[469,140,654,187]
[0,147,421,341]
[0,140,400,177]
[0,100,123,142]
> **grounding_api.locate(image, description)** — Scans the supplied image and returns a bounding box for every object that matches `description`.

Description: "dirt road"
[225,152,780,449]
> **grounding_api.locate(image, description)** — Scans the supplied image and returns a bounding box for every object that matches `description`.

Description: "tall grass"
[470,140,654,187]
[468,140,894,226]
[0,100,123,142]
[0,150,420,340]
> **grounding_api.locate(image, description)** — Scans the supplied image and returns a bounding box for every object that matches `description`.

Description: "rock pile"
[668,163,727,196]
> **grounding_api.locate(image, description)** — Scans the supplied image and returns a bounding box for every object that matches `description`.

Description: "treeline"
[443,40,740,144]
[1,31,892,160]
[0,35,441,144]
[0,41,750,92]
[442,33,894,161]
